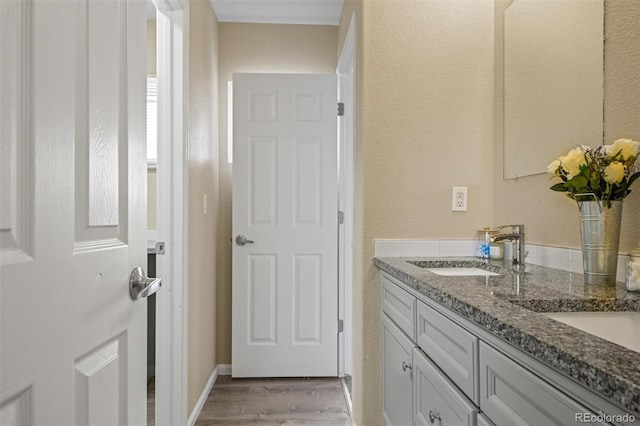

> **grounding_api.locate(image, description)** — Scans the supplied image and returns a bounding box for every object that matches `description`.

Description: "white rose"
[560,148,587,179]
[605,139,640,161]
[604,161,626,185]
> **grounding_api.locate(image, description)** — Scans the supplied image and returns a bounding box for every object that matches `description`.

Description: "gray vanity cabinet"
[416,300,479,404]
[413,347,478,426]
[380,271,627,426]
[479,342,606,426]
[382,275,416,340]
[382,274,478,426]
[476,413,494,426]
[382,312,415,426]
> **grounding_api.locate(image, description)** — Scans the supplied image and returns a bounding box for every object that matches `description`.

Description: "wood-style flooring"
[147,377,155,426]
[194,376,353,425]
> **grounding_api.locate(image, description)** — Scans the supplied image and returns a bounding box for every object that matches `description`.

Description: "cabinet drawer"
[479,342,606,426]
[416,300,479,404]
[413,347,478,426]
[382,274,416,340]
[382,313,415,426]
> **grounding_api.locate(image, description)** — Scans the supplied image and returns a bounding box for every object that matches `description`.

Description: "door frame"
[337,12,356,378]
[150,0,189,424]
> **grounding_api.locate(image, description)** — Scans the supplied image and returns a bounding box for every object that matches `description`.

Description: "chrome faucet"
[490,225,525,271]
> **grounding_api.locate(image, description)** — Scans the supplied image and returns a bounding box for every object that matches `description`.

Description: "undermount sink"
[407,260,504,276]
[542,311,640,353]
[424,267,500,276]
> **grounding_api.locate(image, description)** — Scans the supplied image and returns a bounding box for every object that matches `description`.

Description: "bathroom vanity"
[375,257,640,426]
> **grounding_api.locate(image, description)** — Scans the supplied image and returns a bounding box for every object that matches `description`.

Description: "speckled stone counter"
[374,256,640,416]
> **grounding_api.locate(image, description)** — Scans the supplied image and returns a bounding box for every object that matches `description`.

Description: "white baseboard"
[187,365,220,426]
[217,364,232,375]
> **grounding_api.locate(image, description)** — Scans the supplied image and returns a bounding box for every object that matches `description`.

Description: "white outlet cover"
[452,186,467,211]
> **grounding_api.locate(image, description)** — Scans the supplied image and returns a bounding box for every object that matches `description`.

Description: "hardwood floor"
[195,377,353,425]
[147,377,155,426]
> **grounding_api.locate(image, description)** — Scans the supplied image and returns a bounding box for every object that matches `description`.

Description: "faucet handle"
[497,224,525,233]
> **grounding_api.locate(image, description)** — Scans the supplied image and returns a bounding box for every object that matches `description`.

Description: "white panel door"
[0,0,149,424]
[232,73,338,377]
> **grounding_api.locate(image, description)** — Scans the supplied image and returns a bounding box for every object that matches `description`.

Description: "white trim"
[187,366,219,426]
[216,364,232,375]
[150,0,189,425]
[214,15,339,26]
[337,12,356,378]
[227,81,233,163]
[339,376,353,418]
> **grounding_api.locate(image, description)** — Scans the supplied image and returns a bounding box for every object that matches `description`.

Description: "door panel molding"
[0,0,34,266]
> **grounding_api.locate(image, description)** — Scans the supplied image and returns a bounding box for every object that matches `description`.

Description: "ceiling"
[209,0,344,26]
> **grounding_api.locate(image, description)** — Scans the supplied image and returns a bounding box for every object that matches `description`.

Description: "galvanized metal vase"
[577,197,623,286]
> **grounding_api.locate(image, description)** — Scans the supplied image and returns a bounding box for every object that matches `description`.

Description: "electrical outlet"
[452,186,468,211]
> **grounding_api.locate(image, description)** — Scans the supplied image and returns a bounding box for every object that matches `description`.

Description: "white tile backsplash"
[375,239,631,282]
[439,240,478,257]
[537,246,572,271]
[569,249,583,274]
[374,240,439,257]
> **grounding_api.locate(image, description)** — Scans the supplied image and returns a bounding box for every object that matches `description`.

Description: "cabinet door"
[413,348,478,426]
[382,313,415,426]
[477,413,495,426]
[479,342,606,426]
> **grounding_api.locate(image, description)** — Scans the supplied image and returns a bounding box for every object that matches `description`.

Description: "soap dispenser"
[477,228,504,260]
[626,249,640,292]
[477,229,491,259]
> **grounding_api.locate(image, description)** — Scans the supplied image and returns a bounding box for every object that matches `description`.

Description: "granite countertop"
[374,256,640,416]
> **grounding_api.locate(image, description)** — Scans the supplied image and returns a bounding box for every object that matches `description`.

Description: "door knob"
[235,235,254,246]
[129,267,162,300]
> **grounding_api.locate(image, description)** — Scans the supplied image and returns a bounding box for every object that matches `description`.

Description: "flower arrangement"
[547,138,640,208]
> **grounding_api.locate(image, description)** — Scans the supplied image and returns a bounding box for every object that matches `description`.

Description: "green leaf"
[628,172,640,187]
[550,183,567,192]
[566,175,588,191]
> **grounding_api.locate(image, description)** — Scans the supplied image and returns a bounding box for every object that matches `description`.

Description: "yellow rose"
[605,138,640,161]
[547,159,561,175]
[560,148,587,179]
[604,161,626,184]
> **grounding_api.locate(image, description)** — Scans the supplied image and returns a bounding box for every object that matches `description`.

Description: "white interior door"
[232,73,338,377]
[0,0,149,424]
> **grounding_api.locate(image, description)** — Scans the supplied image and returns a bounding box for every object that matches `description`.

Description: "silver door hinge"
[337,102,344,116]
[338,319,344,333]
[338,211,344,225]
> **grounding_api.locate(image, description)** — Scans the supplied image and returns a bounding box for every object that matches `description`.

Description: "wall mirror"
[503,0,604,179]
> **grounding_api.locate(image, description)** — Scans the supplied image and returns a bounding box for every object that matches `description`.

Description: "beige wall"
[188,0,219,414]
[215,22,338,364]
[338,1,495,424]
[147,19,157,76]
[493,0,640,252]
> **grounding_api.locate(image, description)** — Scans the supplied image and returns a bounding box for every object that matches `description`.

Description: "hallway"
[194,377,352,425]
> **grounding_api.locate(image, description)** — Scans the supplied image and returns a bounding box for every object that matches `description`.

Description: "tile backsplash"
[374,239,630,283]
